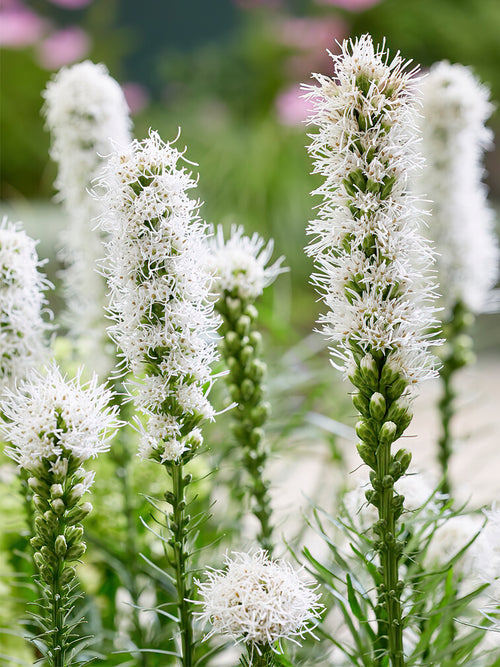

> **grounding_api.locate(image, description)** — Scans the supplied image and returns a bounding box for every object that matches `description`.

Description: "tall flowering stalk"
[304,35,439,666]
[43,60,132,376]
[418,62,499,495]
[0,217,51,392]
[207,225,285,554]
[196,550,322,666]
[0,365,119,667]
[98,130,219,667]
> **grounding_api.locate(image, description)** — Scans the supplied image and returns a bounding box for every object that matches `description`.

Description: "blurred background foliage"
[1,1,500,319]
[1,1,500,663]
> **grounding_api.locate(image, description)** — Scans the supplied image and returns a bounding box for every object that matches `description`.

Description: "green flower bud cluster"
[350,349,415,663]
[28,457,90,588]
[217,292,274,554]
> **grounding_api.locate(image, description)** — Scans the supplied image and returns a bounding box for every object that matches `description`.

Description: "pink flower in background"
[36,26,89,69]
[122,82,150,115]
[277,16,348,77]
[47,0,94,7]
[314,0,381,10]
[275,84,314,126]
[0,3,46,48]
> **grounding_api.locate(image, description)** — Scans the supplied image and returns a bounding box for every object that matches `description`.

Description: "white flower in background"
[43,61,132,374]
[471,506,500,601]
[1,364,119,474]
[207,225,286,300]
[418,61,498,316]
[424,513,481,575]
[304,34,439,387]
[0,217,51,391]
[196,550,322,651]
[98,130,219,463]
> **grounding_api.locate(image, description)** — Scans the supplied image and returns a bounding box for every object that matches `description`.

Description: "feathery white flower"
[1,364,119,473]
[207,225,286,300]
[98,130,219,462]
[0,217,51,391]
[196,550,322,650]
[304,34,439,386]
[43,61,132,373]
[471,506,500,598]
[418,61,498,316]
[424,513,481,575]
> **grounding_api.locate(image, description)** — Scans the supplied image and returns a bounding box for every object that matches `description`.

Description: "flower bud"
[369,392,386,421]
[226,296,242,319]
[50,484,64,499]
[60,565,76,587]
[250,402,271,426]
[228,384,241,403]
[235,314,251,337]
[66,542,86,561]
[386,376,408,401]
[65,525,84,546]
[51,498,66,515]
[250,428,264,447]
[357,442,376,469]
[66,483,86,507]
[28,477,49,496]
[54,535,67,557]
[40,545,57,568]
[240,345,255,366]
[43,510,59,529]
[241,378,255,402]
[249,331,262,352]
[360,354,379,390]
[379,421,398,447]
[225,330,240,352]
[66,502,92,525]
[352,391,369,415]
[244,304,258,321]
[355,419,376,445]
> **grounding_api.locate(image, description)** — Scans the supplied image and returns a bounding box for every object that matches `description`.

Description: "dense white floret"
[196,550,322,651]
[207,225,286,300]
[0,217,51,390]
[1,364,119,473]
[98,130,219,462]
[304,34,439,386]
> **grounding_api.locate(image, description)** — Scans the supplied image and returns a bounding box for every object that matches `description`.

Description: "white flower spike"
[304,34,439,387]
[98,129,219,463]
[418,61,499,316]
[0,217,51,391]
[43,61,132,373]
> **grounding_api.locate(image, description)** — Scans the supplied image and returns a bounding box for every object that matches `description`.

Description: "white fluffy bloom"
[424,513,481,575]
[0,217,51,391]
[304,34,439,386]
[418,62,498,315]
[207,225,286,301]
[43,61,132,373]
[196,550,322,651]
[98,130,219,462]
[471,506,500,600]
[1,364,120,473]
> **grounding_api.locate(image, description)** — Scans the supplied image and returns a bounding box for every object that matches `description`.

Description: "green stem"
[166,462,194,667]
[112,438,149,667]
[437,301,474,498]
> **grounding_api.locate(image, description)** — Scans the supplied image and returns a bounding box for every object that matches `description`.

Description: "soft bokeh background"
[2,0,500,331]
[1,1,500,664]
